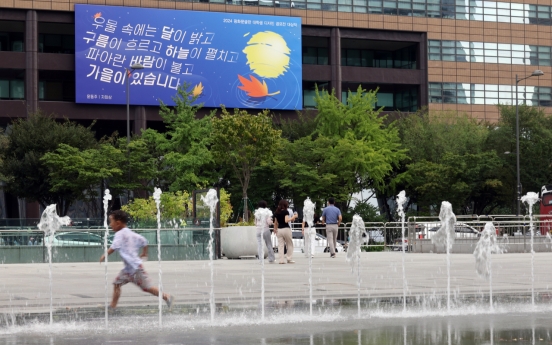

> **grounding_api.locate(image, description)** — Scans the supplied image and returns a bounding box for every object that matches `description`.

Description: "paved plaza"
[1,251,551,315]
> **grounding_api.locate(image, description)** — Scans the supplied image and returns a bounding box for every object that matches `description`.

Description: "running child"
[100,210,174,310]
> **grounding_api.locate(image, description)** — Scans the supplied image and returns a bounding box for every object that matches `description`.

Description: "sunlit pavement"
[1,251,550,314]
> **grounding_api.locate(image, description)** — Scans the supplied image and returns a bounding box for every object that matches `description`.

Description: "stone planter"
[221,226,267,259]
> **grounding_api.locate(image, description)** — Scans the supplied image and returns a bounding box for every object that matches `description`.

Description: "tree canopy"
[142,84,215,192]
[275,86,406,213]
[0,113,97,215]
[397,111,504,214]
[211,107,281,221]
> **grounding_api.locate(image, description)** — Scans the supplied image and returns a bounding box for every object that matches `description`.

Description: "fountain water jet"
[521,191,539,307]
[396,190,408,312]
[473,222,503,311]
[254,205,272,321]
[153,187,163,326]
[346,214,366,318]
[431,201,456,311]
[201,189,219,322]
[37,204,71,325]
[102,189,112,327]
[303,197,315,317]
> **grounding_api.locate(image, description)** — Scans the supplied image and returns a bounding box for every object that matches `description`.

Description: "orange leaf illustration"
[237,75,280,98]
[93,12,102,19]
[192,82,203,97]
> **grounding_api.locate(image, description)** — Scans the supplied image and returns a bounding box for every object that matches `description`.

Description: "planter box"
[221,226,267,259]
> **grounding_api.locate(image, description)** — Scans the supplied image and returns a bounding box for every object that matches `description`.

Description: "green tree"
[275,86,406,209]
[122,190,192,225]
[398,111,503,215]
[344,200,386,223]
[211,107,282,221]
[0,113,97,215]
[488,104,552,213]
[122,189,233,227]
[106,136,159,197]
[41,143,123,213]
[0,128,8,183]
[41,137,159,212]
[142,84,215,192]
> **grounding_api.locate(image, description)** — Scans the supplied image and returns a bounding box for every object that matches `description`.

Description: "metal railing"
[2,215,550,260]
[0,227,216,264]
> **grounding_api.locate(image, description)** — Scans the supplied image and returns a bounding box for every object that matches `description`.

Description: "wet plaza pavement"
[2,252,552,344]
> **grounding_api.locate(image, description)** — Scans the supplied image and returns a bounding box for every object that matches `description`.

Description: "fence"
[0,227,213,264]
[1,215,550,263]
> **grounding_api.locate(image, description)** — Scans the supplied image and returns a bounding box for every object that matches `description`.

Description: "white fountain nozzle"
[521,192,539,207]
[431,201,457,248]
[200,189,219,213]
[153,187,163,203]
[303,197,315,228]
[104,189,112,201]
[396,190,407,218]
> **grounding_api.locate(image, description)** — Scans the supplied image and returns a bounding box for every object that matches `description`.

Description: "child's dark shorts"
[113,265,152,291]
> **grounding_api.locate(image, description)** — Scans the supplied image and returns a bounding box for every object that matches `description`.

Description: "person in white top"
[100,210,174,310]
[254,200,275,263]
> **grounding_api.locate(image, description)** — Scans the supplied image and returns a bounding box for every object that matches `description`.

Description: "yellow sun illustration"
[242,31,291,79]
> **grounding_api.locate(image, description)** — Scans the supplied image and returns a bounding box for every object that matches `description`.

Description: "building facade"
[0,0,551,217]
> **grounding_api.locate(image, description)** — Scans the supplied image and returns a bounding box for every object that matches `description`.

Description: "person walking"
[254,200,275,264]
[274,200,298,264]
[99,210,174,310]
[321,197,342,258]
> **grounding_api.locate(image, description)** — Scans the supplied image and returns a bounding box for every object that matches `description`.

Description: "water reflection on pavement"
[1,308,552,345]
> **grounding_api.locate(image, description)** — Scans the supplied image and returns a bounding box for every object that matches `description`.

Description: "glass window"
[398,1,411,9]
[346,49,361,66]
[318,48,329,65]
[307,3,322,9]
[303,47,318,65]
[429,82,552,107]
[10,80,24,99]
[0,80,9,98]
[0,21,25,52]
[377,93,393,108]
[304,89,317,107]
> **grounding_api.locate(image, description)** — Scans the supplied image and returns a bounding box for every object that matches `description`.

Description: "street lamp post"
[125,63,144,145]
[515,69,544,216]
[125,63,144,203]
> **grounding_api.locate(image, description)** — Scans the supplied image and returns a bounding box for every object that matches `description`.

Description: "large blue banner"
[75,4,302,110]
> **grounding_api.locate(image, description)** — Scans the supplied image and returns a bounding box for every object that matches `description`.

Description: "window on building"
[303,81,329,108]
[302,36,329,65]
[224,0,552,27]
[39,70,75,101]
[341,84,418,111]
[0,69,25,99]
[429,82,552,107]
[428,40,552,67]
[0,21,24,52]
[38,23,75,54]
[0,79,24,99]
[341,39,417,69]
